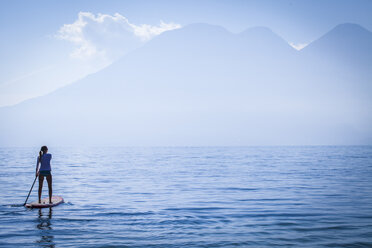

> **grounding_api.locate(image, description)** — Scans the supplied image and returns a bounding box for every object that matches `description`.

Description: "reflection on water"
[36,208,54,248]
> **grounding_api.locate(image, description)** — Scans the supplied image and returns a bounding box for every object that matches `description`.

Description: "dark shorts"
[39,170,51,176]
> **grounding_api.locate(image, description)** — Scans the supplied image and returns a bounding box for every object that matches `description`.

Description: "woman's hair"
[39,146,48,160]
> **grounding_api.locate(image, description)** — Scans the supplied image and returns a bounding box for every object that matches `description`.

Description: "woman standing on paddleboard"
[36,146,52,204]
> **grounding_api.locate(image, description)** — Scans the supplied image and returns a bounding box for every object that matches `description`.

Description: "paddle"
[23,174,38,206]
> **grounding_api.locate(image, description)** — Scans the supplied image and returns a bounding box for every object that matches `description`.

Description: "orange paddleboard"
[25,196,64,208]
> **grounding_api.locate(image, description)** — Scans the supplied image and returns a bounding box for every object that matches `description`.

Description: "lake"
[0,146,371,247]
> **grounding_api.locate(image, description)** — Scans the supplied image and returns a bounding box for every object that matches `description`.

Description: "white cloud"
[56,12,181,60]
[289,42,308,50]
[132,21,182,41]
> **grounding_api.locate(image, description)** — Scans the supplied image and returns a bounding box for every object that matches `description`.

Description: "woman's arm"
[35,156,40,177]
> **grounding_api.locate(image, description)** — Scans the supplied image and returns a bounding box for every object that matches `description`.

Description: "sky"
[0,0,372,107]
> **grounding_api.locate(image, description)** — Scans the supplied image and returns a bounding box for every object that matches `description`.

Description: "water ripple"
[0,146,371,247]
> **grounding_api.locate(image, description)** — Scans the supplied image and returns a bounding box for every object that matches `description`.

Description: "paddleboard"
[25,196,64,208]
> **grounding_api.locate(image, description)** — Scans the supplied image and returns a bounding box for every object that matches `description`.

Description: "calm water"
[0,146,371,247]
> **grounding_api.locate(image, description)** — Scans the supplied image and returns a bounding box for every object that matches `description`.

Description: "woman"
[36,146,52,204]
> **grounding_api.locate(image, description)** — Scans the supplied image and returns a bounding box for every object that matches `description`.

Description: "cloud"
[56,12,181,60]
[289,42,308,50]
[132,21,182,41]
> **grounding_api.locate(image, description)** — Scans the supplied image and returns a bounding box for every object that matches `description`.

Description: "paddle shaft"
[24,175,38,206]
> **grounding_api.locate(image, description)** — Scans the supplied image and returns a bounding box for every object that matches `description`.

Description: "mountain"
[238,26,295,54]
[0,23,371,146]
[301,23,372,70]
[297,23,372,120]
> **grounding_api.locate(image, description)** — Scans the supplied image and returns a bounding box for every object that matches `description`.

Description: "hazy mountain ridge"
[301,23,372,70]
[1,23,371,146]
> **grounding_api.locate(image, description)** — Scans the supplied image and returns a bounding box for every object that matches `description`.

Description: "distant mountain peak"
[238,26,294,52]
[332,23,370,33]
[239,26,274,35]
[300,22,372,66]
[171,22,231,36]
[146,22,232,47]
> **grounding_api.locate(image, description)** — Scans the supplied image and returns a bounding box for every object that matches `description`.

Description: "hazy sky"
[1,0,371,106]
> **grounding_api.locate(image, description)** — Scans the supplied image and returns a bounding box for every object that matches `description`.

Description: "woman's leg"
[38,175,44,203]
[46,174,53,203]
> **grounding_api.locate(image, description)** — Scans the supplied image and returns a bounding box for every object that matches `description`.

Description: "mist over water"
[1,146,371,247]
